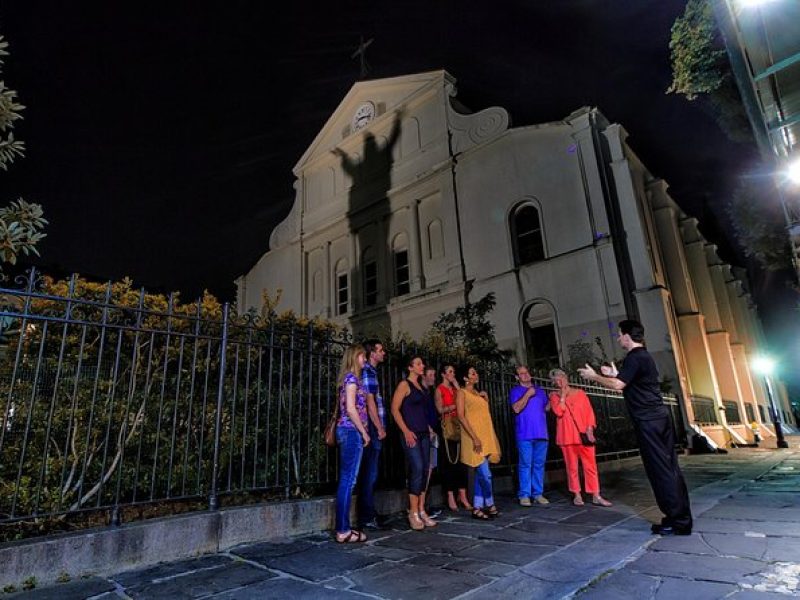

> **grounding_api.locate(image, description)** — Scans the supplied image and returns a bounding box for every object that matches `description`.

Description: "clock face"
[352,102,376,132]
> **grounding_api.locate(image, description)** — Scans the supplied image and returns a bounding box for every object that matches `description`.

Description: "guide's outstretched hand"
[577,364,597,380]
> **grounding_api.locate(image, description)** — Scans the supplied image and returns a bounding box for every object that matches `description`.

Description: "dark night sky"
[1,1,797,388]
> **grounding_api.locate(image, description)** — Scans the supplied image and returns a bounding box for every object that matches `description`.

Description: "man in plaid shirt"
[358,338,387,529]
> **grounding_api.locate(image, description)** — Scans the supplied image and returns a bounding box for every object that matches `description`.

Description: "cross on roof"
[351,36,374,79]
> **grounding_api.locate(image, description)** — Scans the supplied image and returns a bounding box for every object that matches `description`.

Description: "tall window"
[335,259,349,316]
[362,247,378,307]
[512,204,545,266]
[394,250,410,295]
[337,273,349,315]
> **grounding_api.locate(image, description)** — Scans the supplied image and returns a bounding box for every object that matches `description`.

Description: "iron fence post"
[209,303,230,511]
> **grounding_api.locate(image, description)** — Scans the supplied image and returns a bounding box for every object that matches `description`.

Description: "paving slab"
[5,578,116,600]
[347,561,491,599]
[112,555,234,588]
[692,516,800,537]
[455,539,556,566]
[208,576,364,599]
[234,541,383,582]
[125,562,275,599]
[373,530,479,554]
[577,570,661,599]
[459,571,578,599]
[629,551,766,584]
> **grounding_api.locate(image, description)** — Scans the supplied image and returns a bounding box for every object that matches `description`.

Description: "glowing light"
[752,356,775,375]
[788,158,800,185]
[739,0,777,7]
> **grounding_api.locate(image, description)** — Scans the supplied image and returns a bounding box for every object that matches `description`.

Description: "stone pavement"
[7,442,800,599]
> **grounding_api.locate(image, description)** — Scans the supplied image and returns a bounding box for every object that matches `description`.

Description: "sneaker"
[534,495,550,505]
[519,497,532,507]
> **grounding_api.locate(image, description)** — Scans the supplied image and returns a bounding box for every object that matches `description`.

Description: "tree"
[426,292,511,362]
[727,178,792,271]
[667,0,751,143]
[0,33,47,270]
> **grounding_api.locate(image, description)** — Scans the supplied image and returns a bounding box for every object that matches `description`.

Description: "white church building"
[236,70,792,446]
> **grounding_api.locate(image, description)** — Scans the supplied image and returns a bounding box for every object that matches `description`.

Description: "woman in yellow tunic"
[456,365,502,520]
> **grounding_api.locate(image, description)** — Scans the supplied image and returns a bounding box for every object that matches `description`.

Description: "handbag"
[441,414,461,441]
[324,402,340,447]
[565,400,595,447]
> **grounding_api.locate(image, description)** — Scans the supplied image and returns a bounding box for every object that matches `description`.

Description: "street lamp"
[752,356,789,448]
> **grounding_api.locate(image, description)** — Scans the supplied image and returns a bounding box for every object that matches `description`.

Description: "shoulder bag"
[564,398,595,447]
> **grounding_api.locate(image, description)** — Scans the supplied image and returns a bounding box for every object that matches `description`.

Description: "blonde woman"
[334,344,371,543]
[456,365,502,520]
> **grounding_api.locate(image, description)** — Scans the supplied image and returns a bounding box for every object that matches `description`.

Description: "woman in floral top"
[334,344,371,543]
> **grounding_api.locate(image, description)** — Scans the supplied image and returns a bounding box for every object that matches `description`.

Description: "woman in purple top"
[334,344,370,543]
[391,355,437,531]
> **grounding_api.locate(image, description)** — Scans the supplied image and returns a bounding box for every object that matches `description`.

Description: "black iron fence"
[0,270,683,530]
[691,395,719,425]
[723,400,742,425]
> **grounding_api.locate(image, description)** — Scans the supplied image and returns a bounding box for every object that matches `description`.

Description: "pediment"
[293,70,455,174]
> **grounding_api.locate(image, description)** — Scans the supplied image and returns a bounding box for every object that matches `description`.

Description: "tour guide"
[578,319,693,535]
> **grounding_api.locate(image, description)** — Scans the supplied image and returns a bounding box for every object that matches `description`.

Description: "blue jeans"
[357,433,381,526]
[335,426,364,534]
[400,432,431,495]
[517,439,548,499]
[473,458,494,508]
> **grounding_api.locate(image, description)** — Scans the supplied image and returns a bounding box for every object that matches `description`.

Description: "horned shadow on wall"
[331,109,404,340]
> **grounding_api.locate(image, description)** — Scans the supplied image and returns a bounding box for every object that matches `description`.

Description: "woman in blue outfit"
[391,355,437,531]
[334,344,371,543]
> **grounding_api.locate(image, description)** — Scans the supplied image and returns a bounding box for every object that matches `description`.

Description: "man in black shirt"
[578,319,692,535]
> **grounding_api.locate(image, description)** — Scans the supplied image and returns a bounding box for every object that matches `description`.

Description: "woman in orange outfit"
[548,368,612,507]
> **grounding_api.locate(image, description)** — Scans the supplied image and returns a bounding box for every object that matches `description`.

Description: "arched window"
[362,246,378,307]
[522,302,560,373]
[335,259,349,316]
[512,204,545,266]
[392,232,410,296]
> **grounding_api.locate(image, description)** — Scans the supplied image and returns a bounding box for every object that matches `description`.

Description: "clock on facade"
[351,102,376,132]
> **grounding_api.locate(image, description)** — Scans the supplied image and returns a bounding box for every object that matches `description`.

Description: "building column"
[324,242,332,318]
[349,233,359,313]
[677,314,723,420]
[407,200,424,292]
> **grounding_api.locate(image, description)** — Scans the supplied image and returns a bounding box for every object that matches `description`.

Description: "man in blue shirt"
[358,339,386,530]
[509,365,550,506]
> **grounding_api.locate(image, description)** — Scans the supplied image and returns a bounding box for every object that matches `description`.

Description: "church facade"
[236,71,791,445]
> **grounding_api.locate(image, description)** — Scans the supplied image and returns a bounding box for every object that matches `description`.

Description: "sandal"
[485,505,500,518]
[336,530,366,543]
[592,496,613,507]
[573,495,585,506]
[419,511,438,527]
[471,508,490,520]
